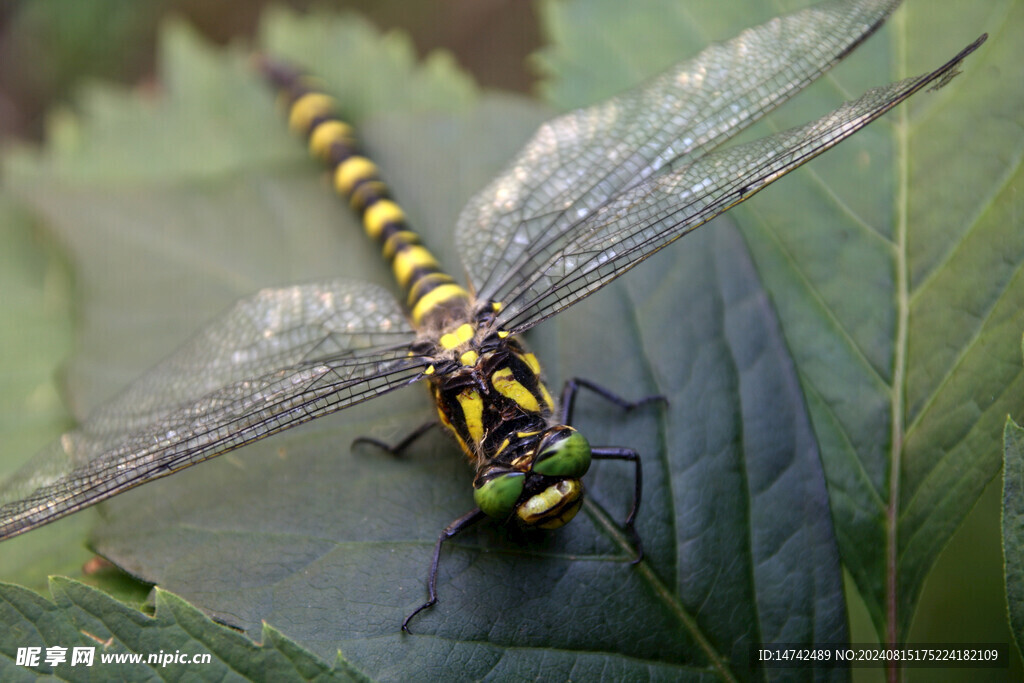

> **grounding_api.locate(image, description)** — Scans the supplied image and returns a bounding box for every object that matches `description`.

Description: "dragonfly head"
[473,425,592,529]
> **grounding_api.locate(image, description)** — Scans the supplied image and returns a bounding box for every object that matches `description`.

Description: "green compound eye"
[532,427,591,478]
[473,470,525,519]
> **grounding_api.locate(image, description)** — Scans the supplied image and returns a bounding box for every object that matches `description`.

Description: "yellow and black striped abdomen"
[258,58,562,475]
[258,58,470,330]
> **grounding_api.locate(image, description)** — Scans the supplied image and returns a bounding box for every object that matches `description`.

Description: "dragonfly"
[0,0,984,631]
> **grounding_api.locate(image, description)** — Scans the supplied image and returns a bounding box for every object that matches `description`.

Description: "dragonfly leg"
[591,447,644,564]
[560,378,662,563]
[403,507,486,634]
[558,377,665,424]
[352,421,436,456]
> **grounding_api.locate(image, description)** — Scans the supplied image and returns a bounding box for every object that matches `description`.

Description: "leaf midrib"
[885,8,910,651]
[615,281,736,681]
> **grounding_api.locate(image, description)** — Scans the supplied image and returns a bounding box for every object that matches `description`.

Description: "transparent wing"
[457,0,902,302]
[0,279,428,541]
[487,37,984,332]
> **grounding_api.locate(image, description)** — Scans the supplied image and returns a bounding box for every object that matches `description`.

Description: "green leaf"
[1005,409,1024,652]
[258,6,476,119]
[7,1,1016,679]
[0,6,845,680]
[0,578,362,681]
[541,0,1024,644]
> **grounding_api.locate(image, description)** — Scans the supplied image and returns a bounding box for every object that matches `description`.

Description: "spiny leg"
[403,507,486,633]
[559,377,665,424]
[352,421,436,456]
[592,447,643,563]
[561,378,664,563]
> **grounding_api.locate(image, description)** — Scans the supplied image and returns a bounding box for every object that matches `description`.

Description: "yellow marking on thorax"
[521,353,541,374]
[289,92,335,133]
[308,120,354,159]
[492,367,540,413]
[334,156,378,195]
[411,284,470,326]
[538,383,555,413]
[455,388,485,446]
[392,246,439,287]
[439,323,474,350]
[364,200,405,240]
[518,353,554,410]
[460,350,479,367]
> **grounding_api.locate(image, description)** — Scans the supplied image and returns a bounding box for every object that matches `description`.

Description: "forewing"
[490,38,985,332]
[0,279,427,540]
[456,0,902,302]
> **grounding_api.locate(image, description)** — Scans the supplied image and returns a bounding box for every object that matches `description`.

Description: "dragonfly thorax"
[427,325,556,451]
[422,313,592,528]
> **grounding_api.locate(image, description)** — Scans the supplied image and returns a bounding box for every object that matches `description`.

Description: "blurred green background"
[0,1,1017,681]
[0,0,540,143]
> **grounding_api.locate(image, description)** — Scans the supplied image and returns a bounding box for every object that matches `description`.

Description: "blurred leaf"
[1005,410,1024,652]
[1,0,160,98]
[0,196,94,590]
[540,0,1024,644]
[0,199,71,486]
[258,7,476,119]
